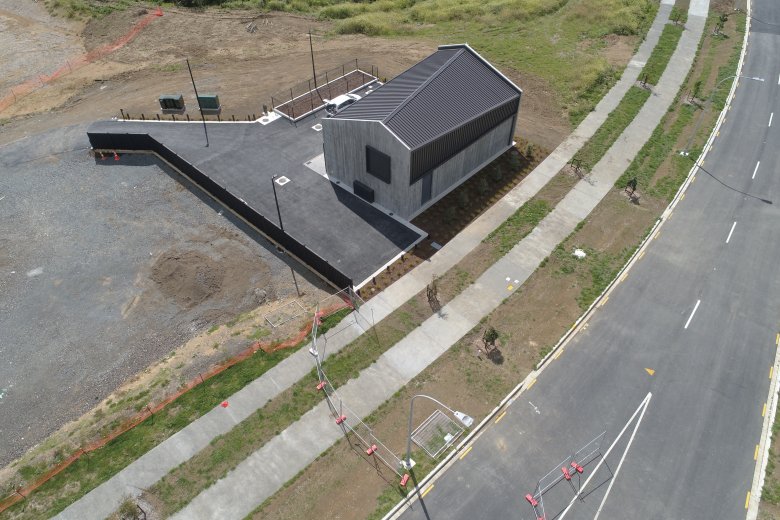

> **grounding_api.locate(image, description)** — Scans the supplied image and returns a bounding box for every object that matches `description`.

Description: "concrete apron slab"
[55,5,678,520]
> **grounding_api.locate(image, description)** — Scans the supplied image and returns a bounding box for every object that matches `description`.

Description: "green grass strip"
[8,343,300,519]
[573,86,651,172]
[147,298,429,517]
[641,23,685,85]
[484,199,552,255]
[618,12,745,200]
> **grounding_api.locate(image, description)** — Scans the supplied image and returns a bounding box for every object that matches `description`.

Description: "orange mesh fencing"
[0,7,163,114]
[0,297,355,514]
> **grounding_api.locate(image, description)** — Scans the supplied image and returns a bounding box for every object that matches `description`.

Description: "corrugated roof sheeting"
[409,98,519,184]
[334,49,459,121]
[387,50,520,149]
[332,44,521,152]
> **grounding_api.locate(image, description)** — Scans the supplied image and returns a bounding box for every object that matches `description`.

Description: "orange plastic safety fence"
[0,297,354,514]
[0,7,163,114]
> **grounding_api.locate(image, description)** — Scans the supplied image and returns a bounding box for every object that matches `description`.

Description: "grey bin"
[159,94,185,113]
[197,94,221,115]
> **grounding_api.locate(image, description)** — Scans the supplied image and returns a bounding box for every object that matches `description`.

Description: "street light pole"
[681,74,764,156]
[271,175,284,232]
[186,58,209,148]
[403,394,474,470]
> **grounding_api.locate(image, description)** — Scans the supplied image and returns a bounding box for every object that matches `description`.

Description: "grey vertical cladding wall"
[323,114,515,219]
[409,97,520,184]
[404,116,515,217]
[322,118,412,214]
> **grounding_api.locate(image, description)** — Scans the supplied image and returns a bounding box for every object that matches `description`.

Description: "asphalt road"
[396,2,780,519]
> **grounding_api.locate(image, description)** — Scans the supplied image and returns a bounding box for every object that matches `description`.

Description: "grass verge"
[573,86,651,171]
[143,294,432,516]
[237,5,745,520]
[130,159,581,516]
[641,23,685,85]
[3,304,354,519]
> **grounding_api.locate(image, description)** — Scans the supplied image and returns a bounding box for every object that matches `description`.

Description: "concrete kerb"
[663,11,751,223]
[752,345,780,519]
[386,5,738,518]
[383,211,662,519]
[737,0,777,514]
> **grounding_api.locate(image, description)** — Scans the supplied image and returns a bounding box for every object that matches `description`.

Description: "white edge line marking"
[592,393,652,520]
[777,73,780,86]
[726,221,737,244]
[684,299,701,329]
[558,393,652,520]
[752,161,760,180]
[770,112,774,127]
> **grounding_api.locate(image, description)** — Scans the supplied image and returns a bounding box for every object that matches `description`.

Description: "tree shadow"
[486,347,504,365]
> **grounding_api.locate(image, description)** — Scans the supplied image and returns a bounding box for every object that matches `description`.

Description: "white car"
[325,93,361,115]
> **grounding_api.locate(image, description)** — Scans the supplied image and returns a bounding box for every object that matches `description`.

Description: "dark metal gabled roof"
[333,44,522,149]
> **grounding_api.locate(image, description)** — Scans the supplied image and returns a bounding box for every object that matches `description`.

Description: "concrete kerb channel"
[736,0,780,514]
[386,4,747,518]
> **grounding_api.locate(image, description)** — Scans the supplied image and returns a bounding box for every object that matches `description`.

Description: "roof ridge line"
[383,47,464,124]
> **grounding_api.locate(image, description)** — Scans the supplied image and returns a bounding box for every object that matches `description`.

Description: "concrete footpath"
[55,4,675,519]
[172,2,708,519]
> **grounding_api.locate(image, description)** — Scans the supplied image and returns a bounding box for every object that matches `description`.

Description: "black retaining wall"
[88,131,354,289]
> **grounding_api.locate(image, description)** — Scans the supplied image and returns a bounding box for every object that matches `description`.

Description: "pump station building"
[322,44,522,220]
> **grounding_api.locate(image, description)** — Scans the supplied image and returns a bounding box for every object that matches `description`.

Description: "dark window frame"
[366,145,392,184]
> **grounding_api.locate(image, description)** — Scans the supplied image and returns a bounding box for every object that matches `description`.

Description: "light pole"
[403,394,474,470]
[185,58,209,148]
[680,74,764,157]
[271,175,284,232]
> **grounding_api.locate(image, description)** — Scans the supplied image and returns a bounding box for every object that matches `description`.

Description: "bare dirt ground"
[0,6,573,150]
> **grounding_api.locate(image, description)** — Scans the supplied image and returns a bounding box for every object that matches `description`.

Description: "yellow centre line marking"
[717,130,720,137]
[745,491,751,509]
[776,332,779,345]
[495,411,507,424]
[681,193,686,201]
[527,378,537,390]
[638,251,646,260]
[763,403,767,417]
[598,296,609,307]
[653,230,661,240]
[553,349,563,360]
[619,272,627,283]
[421,484,434,498]
[755,444,760,460]
[460,446,473,460]
[771,366,774,380]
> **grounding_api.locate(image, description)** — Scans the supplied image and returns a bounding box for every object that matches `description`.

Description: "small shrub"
[477,177,490,196]
[445,205,457,222]
[491,166,503,183]
[457,190,470,209]
[116,497,141,520]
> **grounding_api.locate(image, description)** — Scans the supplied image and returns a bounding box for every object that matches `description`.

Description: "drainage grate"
[275,176,290,186]
[311,123,323,131]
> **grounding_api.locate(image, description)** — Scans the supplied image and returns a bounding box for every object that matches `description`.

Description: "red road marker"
[220,401,229,408]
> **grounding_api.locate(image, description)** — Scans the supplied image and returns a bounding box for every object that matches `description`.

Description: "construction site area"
[6,0,747,518]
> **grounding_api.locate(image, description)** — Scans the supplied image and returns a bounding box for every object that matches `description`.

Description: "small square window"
[366,146,391,184]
